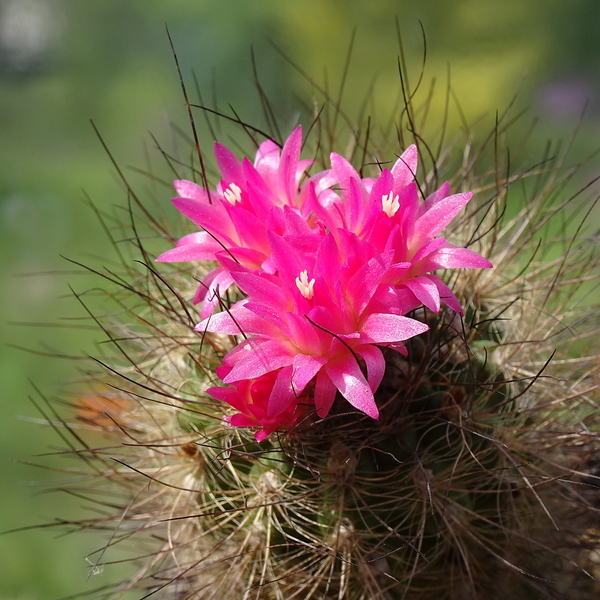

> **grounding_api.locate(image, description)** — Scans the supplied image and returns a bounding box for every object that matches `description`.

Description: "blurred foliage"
[1,0,599,597]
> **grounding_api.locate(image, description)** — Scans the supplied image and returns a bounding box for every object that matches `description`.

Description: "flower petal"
[174,180,209,202]
[346,251,393,314]
[172,197,237,243]
[196,302,279,337]
[429,275,465,315]
[424,243,493,270]
[214,142,243,183]
[291,354,328,393]
[223,339,294,383]
[361,313,429,344]
[412,192,472,245]
[314,369,338,417]
[325,353,379,419]
[156,234,222,263]
[232,270,292,309]
[401,275,441,313]
[195,268,235,318]
[419,181,451,216]
[356,345,385,392]
[267,365,296,416]
[391,144,418,188]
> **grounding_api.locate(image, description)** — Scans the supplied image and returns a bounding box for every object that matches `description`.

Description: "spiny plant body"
[33,43,600,600]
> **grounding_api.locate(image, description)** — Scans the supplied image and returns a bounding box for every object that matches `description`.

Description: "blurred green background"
[1,0,599,597]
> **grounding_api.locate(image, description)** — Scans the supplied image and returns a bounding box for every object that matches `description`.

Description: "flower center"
[223,183,242,205]
[295,270,315,299]
[381,190,400,217]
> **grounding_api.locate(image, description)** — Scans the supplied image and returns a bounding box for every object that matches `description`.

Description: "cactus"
[44,51,600,600]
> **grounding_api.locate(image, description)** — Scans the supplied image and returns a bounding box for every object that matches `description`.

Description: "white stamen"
[295,270,315,299]
[381,190,400,217]
[223,182,242,204]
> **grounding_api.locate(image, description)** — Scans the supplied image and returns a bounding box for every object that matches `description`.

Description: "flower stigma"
[223,182,242,205]
[295,270,315,299]
[382,190,400,217]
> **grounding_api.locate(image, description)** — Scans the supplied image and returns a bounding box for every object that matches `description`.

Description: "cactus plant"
[40,49,600,600]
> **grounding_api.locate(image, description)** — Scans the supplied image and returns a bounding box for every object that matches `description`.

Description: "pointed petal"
[176,231,219,248]
[356,345,385,392]
[397,182,420,239]
[195,269,234,318]
[314,233,342,288]
[243,301,289,332]
[232,271,291,309]
[226,246,267,269]
[429,275,465,315]
[391,287,423,315]
[255,138,281,173]
[420,181,451,216]
[223,339,294,383]
[266,205,287,236]
[311,187,344,231]
[346,176,368,232]
[346,251,393,314]
[282,204,315,237]
[391,144,418,188]
[267,365,296,416]
[386,261,412,282]
[267,231,309,288]
[424,243,493,269]
[172,197,236,242]
[330,152,361,191]
[285,312,322,352]
[279,126,304,204]
[214,142,243,183]
[413,192,472,244]
[226,204,269,251]
[402,275,441,313]
[196,302,279,337]
[361,313,429,344]
[314,370,337,417]
[411,237,447,264]
[229,413,259,428]
[291,354,327,393]
[242,157,278,214]
[174,180,209,202]
[156,231,222,262]
[325,353,379,419]
[254,429,270,442]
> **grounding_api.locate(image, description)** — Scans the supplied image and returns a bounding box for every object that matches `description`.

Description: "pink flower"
[156,127,332,318]
[206,366,310,442]
[308,146,492,314]
[157,136,493,440]
[198,231,429,420]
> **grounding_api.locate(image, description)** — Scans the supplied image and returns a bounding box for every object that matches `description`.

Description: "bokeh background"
[1,1,600,597]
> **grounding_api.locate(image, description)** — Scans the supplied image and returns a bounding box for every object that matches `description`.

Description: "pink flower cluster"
[157,127,492,441]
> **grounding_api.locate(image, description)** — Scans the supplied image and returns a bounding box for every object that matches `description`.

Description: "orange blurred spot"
[76,393,133,431]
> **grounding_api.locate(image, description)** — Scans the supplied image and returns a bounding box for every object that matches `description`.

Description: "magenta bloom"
[206,366,310,442]
[308,146,492,314]
[156,127,332,318]
[198,232,429,421]
[158,133,493,439]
